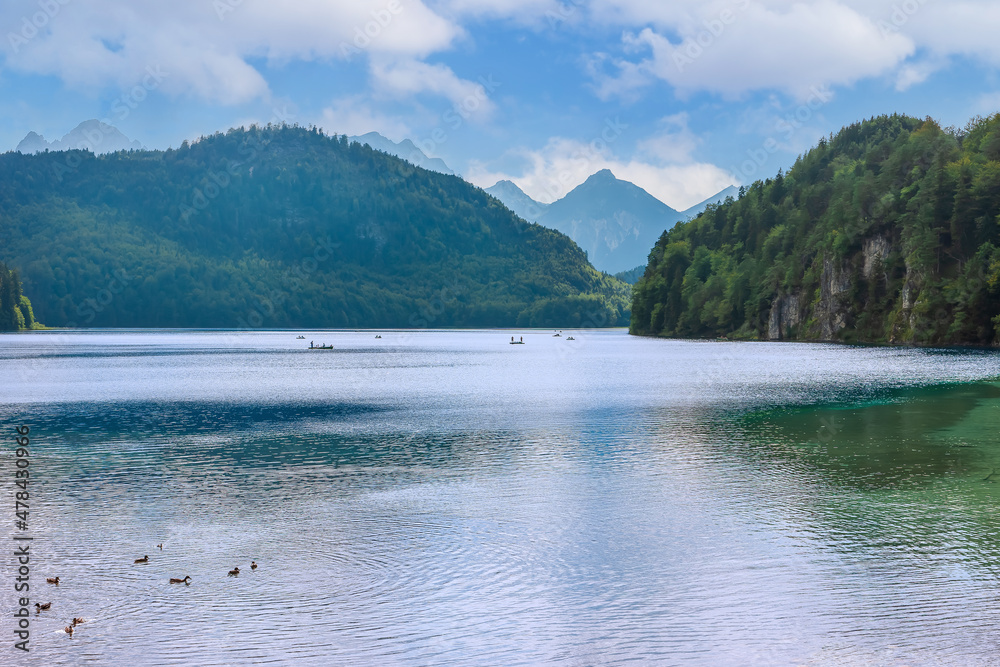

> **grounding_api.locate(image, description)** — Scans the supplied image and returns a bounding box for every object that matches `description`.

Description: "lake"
[2,329,1000,666]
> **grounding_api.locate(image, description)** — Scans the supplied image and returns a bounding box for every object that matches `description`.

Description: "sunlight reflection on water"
[2,330,1000,665]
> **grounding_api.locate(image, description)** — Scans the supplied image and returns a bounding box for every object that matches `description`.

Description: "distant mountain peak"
[589,168,617,180]
[680,185,740,218]
[15,120,143,154]
[485,179,549,222]
[15,131,49,154]
[347,132,453,175]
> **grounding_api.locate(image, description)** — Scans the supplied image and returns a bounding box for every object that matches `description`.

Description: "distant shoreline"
[630,331,1000,351]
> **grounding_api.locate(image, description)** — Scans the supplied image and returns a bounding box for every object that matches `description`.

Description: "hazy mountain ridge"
[484,180,549,221]
[348,132,454,175]
[680,185,740,218]
[537,170,683,275]
[485,172,737,274]
[0,125,629,329]
[15,120,143,154]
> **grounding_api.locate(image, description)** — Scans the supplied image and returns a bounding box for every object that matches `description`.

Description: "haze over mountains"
[11,122,737,278]
[347,132,455,176]
[1,125,629,329]
[15,120,144,154]
[344,132,741,275]
[486,174,738,275]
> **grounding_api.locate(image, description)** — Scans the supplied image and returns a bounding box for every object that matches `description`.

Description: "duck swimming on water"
[46,577,60,585]
[134,555,149,564]
[228,567,240,576]
[169,576,192,584]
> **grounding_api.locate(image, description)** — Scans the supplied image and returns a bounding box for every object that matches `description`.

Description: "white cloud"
[637,113,698,163]
[0,0,461,104]
[466,119,735,210]
[594,1,915,99]
[439,0,564,24]
[319,96,412,139]
[974,92,1000,115]
[894,58,944,92]
[369,57,497,120]
[891,1,1000,67]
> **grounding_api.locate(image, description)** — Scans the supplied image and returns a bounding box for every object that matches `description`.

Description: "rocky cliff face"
[631,114,1000,347]
[767,232,895,342]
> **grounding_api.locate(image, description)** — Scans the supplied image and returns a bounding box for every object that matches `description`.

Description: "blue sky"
[2,0,1000,209]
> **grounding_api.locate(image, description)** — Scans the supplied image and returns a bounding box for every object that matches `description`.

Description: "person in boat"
[520,336,523,343]
[310,341,314,348]
[511,336,514,342]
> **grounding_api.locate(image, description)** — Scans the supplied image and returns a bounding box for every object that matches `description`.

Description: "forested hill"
[631,114,1000,346]
[0,261,38,330]
[0,125,629,329]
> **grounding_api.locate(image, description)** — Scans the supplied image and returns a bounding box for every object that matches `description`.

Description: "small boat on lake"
[309,341,334,350]
[296,335,305,339]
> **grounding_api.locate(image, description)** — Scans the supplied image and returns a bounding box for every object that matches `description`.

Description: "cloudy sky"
[2,0,999,209]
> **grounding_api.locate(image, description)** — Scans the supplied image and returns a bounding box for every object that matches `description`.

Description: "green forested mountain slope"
[0,125,629,328]
[0,261,38,330]
[631,114,1000,346]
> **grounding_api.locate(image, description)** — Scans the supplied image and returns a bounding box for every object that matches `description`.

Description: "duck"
[228,567,240,576]
[157,543,163,550]
[250,561,258,570]
[169,576,192,584]
[46,577,60,585]
[134,555,149,564]
[35,602,51,611]
[64,625,73,636]
[71,618,85,627]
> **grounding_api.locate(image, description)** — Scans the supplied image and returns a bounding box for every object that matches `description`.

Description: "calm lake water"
[2,329,1000,666]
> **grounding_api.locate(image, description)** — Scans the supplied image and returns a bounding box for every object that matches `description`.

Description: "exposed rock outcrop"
[768,294,801,340]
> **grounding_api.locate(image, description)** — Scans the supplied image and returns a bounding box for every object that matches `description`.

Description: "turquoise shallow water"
[2,330,1000,666]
